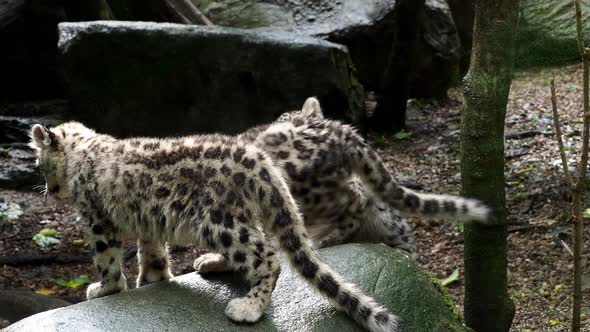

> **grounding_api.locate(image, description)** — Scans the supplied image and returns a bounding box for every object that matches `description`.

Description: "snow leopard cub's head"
[29,124,71,200]
[277,97,324,122]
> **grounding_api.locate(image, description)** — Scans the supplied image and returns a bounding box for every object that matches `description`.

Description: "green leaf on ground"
[440,269,460,287]
[32,228,61,248]
[72,239,90,246]
[35,288,57,296]
[39,228,59,237]
[54,275,91,288]
[394,130,412,140]
[515,167,535,175]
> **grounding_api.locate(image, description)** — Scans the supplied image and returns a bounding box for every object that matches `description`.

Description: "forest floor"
[1,63,590,331]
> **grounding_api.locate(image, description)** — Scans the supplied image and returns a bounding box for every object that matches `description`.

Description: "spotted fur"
[241,97,493,253]
[30,122,398,332]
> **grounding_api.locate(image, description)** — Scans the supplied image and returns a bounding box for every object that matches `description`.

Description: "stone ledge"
[58,21,364,138]
[4,244,468,332]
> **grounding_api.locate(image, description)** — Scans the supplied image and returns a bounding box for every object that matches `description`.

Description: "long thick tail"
[348,134,494,224]
[262,165,398,332]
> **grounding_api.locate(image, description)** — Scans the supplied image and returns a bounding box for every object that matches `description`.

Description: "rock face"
[517,0,590,67]
[0,290,71,324]
[5,244,469,332]
[58,21,364,138]
[0,116,58,190]
[0,0,66,100]
[194,0,460,99]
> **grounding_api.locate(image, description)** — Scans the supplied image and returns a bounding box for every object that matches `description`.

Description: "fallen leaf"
[440,269,460,287]
[33,234,60,248]
[39,228,59,237]
[394,131,412,140]
[515,167,535,175]
[72,239,90,246]
[54,275,91,288]
[35,288,56,296]
[32,228,61,249]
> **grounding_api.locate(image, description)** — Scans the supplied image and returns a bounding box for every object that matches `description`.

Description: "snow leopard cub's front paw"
[86,275,128,300]
[225,297,265,323]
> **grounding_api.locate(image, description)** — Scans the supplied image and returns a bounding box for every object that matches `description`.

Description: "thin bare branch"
[571,48,589,332]
[561,239,574,257]
[551,78,574,188]
[570,2,587,330]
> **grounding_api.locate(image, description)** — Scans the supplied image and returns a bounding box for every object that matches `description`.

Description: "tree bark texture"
[369,0,425,133]
[460,0,519,331]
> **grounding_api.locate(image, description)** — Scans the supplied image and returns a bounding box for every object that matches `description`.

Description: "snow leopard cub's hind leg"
[201,223,281,323]
[193,252,230,273]
[314,213,362,249]
[85,212,128,299]
[369,202,417,255]
[136,239,173,287]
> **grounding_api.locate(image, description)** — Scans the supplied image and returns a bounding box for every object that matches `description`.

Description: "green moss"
[428,272,463,321]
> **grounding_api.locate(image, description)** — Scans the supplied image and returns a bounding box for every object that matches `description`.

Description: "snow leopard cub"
[194,98,493,276]
[243,98,494,252]
[30,122,397,332]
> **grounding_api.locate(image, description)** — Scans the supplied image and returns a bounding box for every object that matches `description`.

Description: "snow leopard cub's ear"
[30,124,54,149]
[301,97,324,119]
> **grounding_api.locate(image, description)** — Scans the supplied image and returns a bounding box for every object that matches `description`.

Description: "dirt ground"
[1,64,590,331]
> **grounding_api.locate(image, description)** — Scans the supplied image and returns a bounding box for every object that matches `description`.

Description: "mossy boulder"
[5,244,469,332]
[516,0,590,68]
[58,21,364,138]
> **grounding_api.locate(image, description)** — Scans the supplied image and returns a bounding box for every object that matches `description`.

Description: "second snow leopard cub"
[245,98,493,252]
[195,98,493,274]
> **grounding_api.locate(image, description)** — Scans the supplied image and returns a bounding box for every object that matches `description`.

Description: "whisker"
[32,184,46,193]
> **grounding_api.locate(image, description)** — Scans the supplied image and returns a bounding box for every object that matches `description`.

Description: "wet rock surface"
[0,116,59,190]
[0,147,41,190]
[5,244,469,332]
[0,289,71,324]
[58,21,364,138]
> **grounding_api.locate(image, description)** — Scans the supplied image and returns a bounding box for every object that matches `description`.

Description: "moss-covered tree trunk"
[460,0,519,331]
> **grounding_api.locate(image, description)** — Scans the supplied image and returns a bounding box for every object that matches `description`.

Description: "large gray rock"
[58,21,364,138]
[193,0,460,98]
[0,116,59,144]
[0,116,58,190]
[4,244,469,332]
[516,0,590,67]
[0,146,42,190]
[0,290,71,324]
